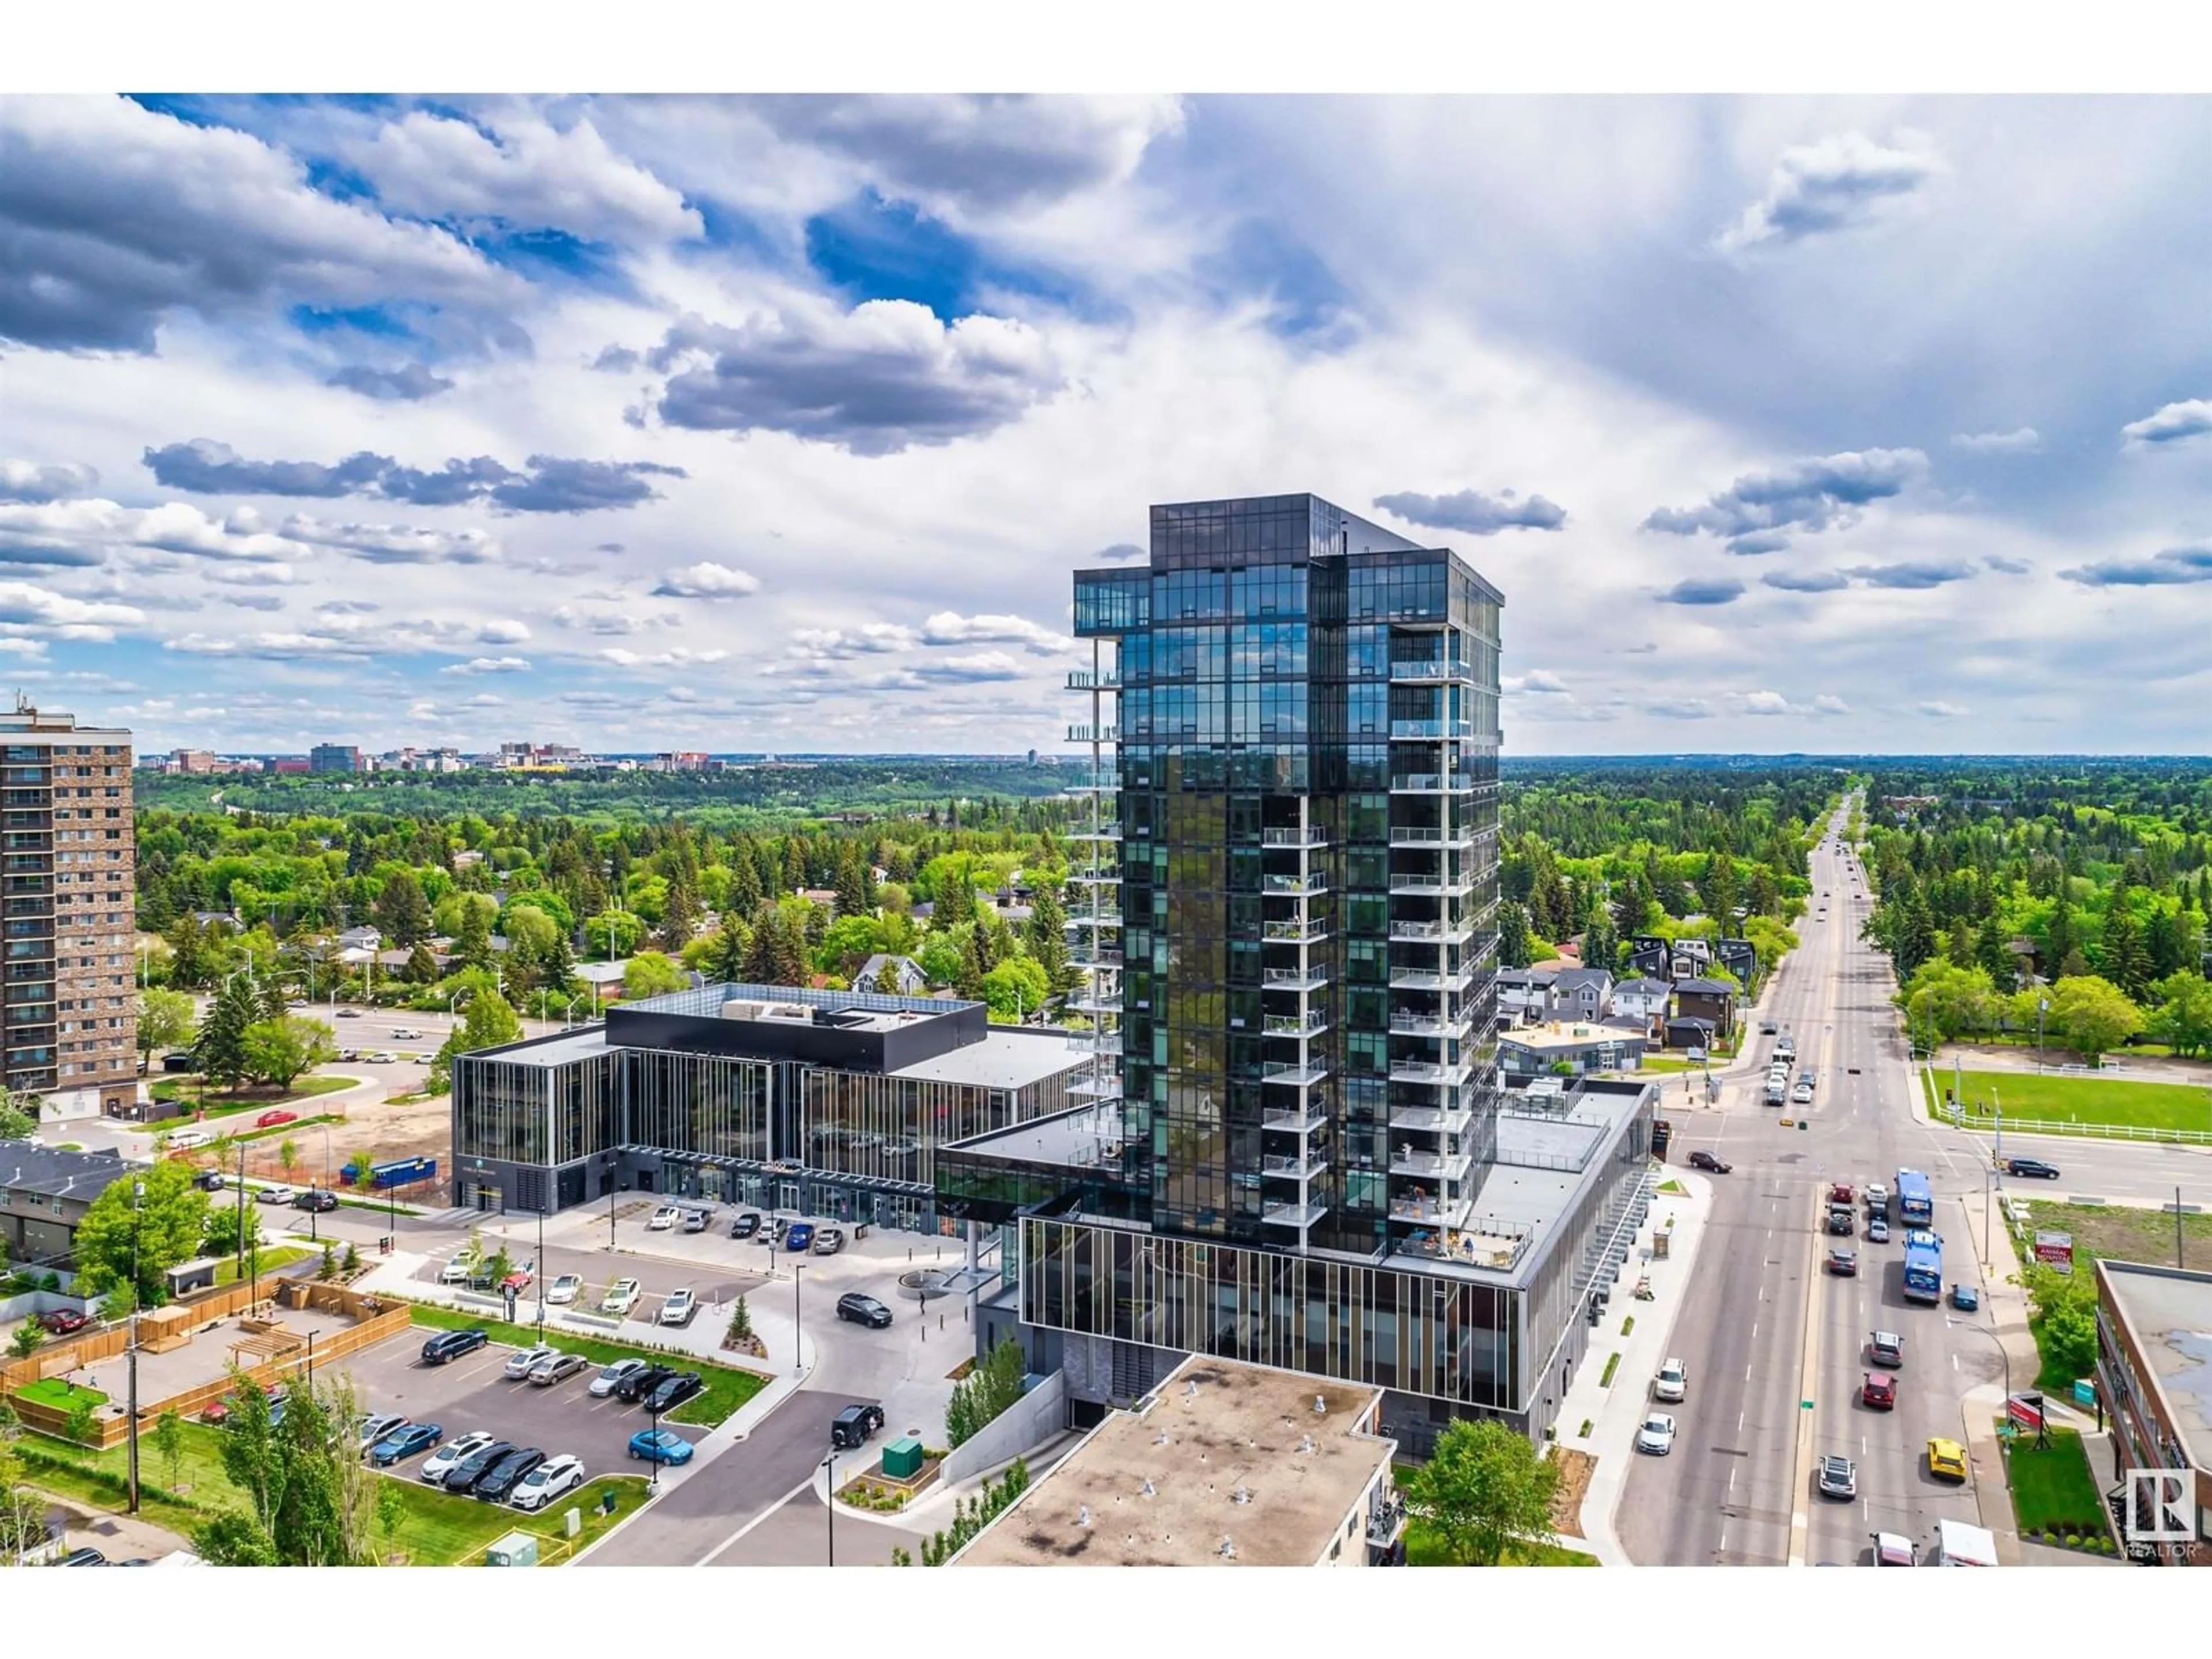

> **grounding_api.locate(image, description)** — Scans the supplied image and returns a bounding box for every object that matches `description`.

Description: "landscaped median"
[406,1304,770,1429]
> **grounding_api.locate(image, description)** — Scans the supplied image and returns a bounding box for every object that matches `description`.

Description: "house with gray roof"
[857,953,929,995]
[0,1143,145,1271]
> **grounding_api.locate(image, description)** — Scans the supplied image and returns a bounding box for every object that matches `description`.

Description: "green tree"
[2146,970,2212,1059]
[194,973,264,1091]
[742,902,808,987]
[278,1137,300,1183]
[427,990,525,1093]
[370,868,433,948]
[2021,1260,2099,1381]
[241,1014,336,1091]
[0,1097,34,1142]
[7,1320,41,1360]
[1022,885,1072,994]
[454,900,496,973]
[152,1408,186,1490]
[135,986,198,1075]
[945,1336,1028,1449]
[404,942,440,985]
[658,873,701,951]
[982,956,1050,1022]
[873,960,904,995]
[2049,974,2144,1065]
[374,1477,407,1563]
[1975,913,2016,987]
[192,1509,280,1566]
[2099,895,2152,1001]
[1400,1417,1561,1566]
[815,914,884,979]
[73,1159,210,1308]
[207,1368,377,1566]
[584,909,646,960]
[916,933,965,988]
[1896,961,1997,1048]
[622,950,688,1001]
[163,911,225,990]
[65,1398,98,1446]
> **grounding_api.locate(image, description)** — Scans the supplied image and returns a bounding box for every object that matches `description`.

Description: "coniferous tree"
[370,869,432,947]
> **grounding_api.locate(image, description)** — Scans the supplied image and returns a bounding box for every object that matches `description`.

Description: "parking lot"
[342,1327,703,1484]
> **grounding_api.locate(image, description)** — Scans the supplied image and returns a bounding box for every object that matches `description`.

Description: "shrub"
[1599,1352,1621,1388]
[1620,1315,1636,1336]
[1578,1418,1593,1438]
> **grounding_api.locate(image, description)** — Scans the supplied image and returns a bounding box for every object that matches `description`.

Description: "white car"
[509,1453,585,1512]
[257,1184,296,1206]
[366,1051,399,1064]
[658,1288,697,1327]
[391,1028,422,1041]
[421,1431,495,1483]
[166,1129,210,1150]
[1636,1414,1677,1456]
[589,1358,649,1399]
[545,1273,584,1305]
[1791,1083,1813,1104]
[356,1411,408,1451]
[646,1205,682,1232]
[1653,1358,1688,1403]
[503,1343,558,1379]
[601,1278,642,1316]
[438,1258,479,1285]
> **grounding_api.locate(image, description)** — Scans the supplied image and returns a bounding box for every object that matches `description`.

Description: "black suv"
[2006,1157,2061,1180]
[474,1447,547,1503]
[191,1169,226,1192]
[617,1363,676,1404]
[836,1292,893,1329]
[831,1403,885,1450]
[442,1439,517,1494]
[729,1212,762,1240]
[293,1188,339,1213]
[1686,1151,1731,1173]
[420,1327,490,1366]
[645,1370,704,1414]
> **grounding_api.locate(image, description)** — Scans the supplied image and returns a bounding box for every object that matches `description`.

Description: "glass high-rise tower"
[1065,494,1504,1261]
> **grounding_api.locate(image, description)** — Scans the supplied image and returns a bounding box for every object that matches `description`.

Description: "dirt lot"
[2024,1202,2212,1271]
[1550,1446,1594,1539]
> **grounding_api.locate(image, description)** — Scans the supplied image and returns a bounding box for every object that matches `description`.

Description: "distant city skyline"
[3,95,2207,755]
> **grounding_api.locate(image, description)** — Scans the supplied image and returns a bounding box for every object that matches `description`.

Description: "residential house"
[1495,968,1548,1025]
[0,1145,143,1272]
[1673,977,1739,1044]
[1663,1016,1715,1052]
[855,954,928,995]
[1609,976,1673,1032]
[335,925,382,953]
[1548,968,1615,1025]
[1713,938,1760,993]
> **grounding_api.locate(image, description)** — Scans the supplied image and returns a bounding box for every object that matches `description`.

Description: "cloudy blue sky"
[2,93,2207,756]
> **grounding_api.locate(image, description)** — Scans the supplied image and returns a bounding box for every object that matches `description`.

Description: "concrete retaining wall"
[938,1369,1067,1487]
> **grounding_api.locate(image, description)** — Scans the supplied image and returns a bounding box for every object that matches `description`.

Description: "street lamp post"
[2035,996,2048,1074]
[793,1262,805,1377]
[127,1179,143,1514]
[647,1398,662,1495]
[536,1206,546,1330]
[821,1449,838,1566]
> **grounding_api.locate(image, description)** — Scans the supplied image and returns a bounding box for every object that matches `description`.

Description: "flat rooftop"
[955,1357,1391,1567]
[1501,1022,1648,1052]
[472,1027,616,1069]
[946,1103,1122,1166]
[2104,1262,2212,1472]
[893,1029,1094,1091]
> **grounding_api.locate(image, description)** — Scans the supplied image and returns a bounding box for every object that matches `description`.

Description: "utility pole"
[127,1180,143,1514]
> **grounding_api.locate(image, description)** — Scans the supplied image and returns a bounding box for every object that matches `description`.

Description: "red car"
[499,1270,533,1293]
[256,1109,298,1129]
[38,1308,90,1336]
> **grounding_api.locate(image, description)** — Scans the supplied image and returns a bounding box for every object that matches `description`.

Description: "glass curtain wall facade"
[1069,495,1505,1262]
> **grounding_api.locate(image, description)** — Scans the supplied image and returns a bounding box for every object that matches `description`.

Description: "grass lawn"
[378,1471,652,1565]
[17,1376,109,1412]
[211,1245,314,1286]
[407,1304,770,1429]
[2024,1203,2212,1277]
[1638,1056,1695,1074]
[152,1073,358,1115]
[2006,1426,2108,1536]
[228,1112,343,1146]
[1921,1069,2212,1137]
[1406,1520,1599,1566]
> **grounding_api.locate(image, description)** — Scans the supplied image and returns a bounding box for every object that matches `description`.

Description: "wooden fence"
[146,1302,412,1425]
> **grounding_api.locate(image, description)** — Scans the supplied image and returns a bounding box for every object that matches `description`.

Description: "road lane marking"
[695,1472,819,1566]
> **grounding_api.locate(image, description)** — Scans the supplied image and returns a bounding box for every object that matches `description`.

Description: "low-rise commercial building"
[2094,1259,2211,1565]
[952,1355,1403,1567]
[1498,1021,1650,1080]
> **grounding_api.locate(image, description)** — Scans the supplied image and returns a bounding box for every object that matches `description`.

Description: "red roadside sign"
[2007,1391,2046,1433]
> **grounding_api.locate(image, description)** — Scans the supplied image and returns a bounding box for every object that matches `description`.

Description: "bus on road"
[1903,1228,1944,1304]
[1895,1169,1934,1228]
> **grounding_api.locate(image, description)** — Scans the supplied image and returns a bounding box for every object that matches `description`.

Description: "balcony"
[1260,826,1329,849]
[1389,964,1475,993]
[1067,991,1123,1015]
[1389,872,1475,896]
[1067,725,1120,744]
[1063,910,1123,930]
[1390,660,1474,685]
[1080,1033,1124,1059]
[1263,965,1332,991]
[1069,868,1124,887]
[1068,1071,1123,1101]
[1262,1058,1331,1088]
[1390,774,1476,795]
[1263,1012,1331,1038]
[1261,1201,1328,1230]
[1262,874,1329,897]
[1393,1103,1476,1134]
[1066,945,1125,971]
[1389,718,1474,741]
[1388,824,1475,849]
[1263,1105,1327,1135]
[1067,822,1124,842]
[1390,1057,1473,1087]
[1066,670,1122,690]
[1060,783,1116,797]
[1262,919,1331,944]
[1389,1147,1474,1180]
[1389,919,1473,945]
[1390,1009,1472,1038]
[1262,1151,1328,1181]
[1388,1194,1471,1228]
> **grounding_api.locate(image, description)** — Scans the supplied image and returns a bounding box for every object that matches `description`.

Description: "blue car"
[370,1421,445,1467]
[627,1427,694,1467]
[785,1223,815,1253]
[1950,1282,1980,1312]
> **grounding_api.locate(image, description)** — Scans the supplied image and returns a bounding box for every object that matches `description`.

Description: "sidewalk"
[1561,1167,1714,1566]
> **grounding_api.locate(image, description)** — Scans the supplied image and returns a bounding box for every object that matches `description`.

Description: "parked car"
[191,1169,226,1192]
[646,1205,681,1231]
[616,1363,676,1404]
[546,1272,585,1305]
[38,1308,90,1336]
[336,1007,362,1018]
[1868,1331,1904,1369]
[255,1109,298,1130]
[366,1051,399,1064]
[1866,1217,1891,1244]
[1826,1248,1858,1277]
[836,1292,893,1330]
[680,1209,711,1234]
[1791,1082,1813,1105]
[421,1327,491,1365]
[474,1447,547,1503]
[627,1427,693,1467]
[811,1226,846,1256]
[1653,1358,1688,1403]
[499,1268,533,1293]
[1635,1413,1677,1456]
[510,1453,585,1512]
[442,1439,519,1495]
[589,1358,650,1399]
[1861,1370,1897,1410]
[356,1412,410,1452]
[369,1421,445,1467]
[199,1385,286,1427]
[830,1402,885,1450]
[58,1546,108,1566]
[528,1352,591,1387]
[601,1278,642,1316]
[729,1212,762,1240]
[421,1431,497,1483]
[391,1027,422,1041]
[1685,1151,1731,1173]
[1926,1437,1969,1482]
[1949,1283,1981,1312]
[645,1371,703,1414]
[658,1288,696,1327]
[165,1129,210,1151]
[293,1188,339,1213]
[503,1343,558,1380]
[2006,1157,2061,1180]
[1817,1455,1858,1499]
[257,1184,296,1205]
[785,1222,816,1253]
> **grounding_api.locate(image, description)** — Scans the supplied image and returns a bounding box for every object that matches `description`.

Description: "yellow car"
[1927,1437,1969,1482]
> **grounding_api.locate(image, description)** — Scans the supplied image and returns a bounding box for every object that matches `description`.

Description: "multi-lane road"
[1615,798,2211,1565]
